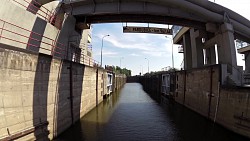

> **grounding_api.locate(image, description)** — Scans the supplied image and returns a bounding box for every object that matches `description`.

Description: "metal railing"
[11,0,63,29]
[0,18,100,67]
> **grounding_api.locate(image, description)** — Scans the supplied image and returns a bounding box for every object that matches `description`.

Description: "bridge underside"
[63,0,250,42]
[59,0,250,85]
[76,14,206,29]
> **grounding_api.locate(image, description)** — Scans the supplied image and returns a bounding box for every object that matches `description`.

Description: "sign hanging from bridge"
[123,26,172,35]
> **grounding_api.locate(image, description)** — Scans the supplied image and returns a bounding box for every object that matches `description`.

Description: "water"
[55,83,249,141]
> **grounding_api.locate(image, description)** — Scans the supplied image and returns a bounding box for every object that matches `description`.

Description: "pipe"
[208,66,213,119]
[65,0,250,40]
[96,68,99,106]
[69,61,74,124]
[187,0,250,28]
[214,82,221,123]
[144,0,250,38]
[183,70,186,104]
[1,122,49,141]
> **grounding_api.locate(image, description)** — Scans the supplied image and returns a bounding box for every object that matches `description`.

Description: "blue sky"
[90,0,250,76]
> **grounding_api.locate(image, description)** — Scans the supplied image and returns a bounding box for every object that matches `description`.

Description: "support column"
[190,29,204,68]
[245,52,250,73]
[205,47,216,65]
[183,32,192,70]
[217,23,237,73]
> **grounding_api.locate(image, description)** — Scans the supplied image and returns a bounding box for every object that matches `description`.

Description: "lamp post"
[120,57,124,69]
[101,34,110,67]
[145,58,149,74]
[165,36,174,69]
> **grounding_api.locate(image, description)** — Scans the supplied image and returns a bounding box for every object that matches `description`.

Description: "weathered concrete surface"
[174,65,250,138]
[140,75,162,102]
[140,65,250,139]
[0,44,126,140]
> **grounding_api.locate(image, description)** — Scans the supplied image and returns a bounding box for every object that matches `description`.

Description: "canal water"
[55,83,248,141]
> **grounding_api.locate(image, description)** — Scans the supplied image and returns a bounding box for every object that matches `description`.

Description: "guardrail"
[0,18,100,67]
[11,0,63,29]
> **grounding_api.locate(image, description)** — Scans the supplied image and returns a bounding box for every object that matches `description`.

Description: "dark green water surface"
[55,83,248,141]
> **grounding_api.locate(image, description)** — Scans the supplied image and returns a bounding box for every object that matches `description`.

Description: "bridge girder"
[62,0,250,42]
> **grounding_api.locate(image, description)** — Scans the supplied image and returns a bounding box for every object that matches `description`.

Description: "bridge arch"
[62,0,250,41]
[58,0,250,85]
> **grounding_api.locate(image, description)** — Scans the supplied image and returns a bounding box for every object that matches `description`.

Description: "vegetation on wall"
[105,65,132,76]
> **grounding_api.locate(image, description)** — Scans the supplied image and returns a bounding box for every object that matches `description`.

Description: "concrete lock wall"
[175,65,250,138]
[140,75,162,102]
[139,65,250,139]
[0,45,126,140]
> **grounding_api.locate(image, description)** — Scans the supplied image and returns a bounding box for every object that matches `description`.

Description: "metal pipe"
[208,66,213,119]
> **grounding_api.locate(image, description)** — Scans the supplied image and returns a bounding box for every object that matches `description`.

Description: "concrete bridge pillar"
[183,32,192,70]
[245,52,250,73]
[205,47,216,65]
[190,29,204,68]
[217,23,237,73]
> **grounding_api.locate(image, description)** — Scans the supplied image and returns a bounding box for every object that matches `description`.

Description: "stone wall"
[0,44,126,140]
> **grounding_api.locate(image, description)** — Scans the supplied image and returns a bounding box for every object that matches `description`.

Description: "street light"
[165,36,174,69]
[145,58,149,74]
[120,57,124,68]
[101,34,110,67]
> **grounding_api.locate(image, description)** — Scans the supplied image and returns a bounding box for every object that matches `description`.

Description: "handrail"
[0,18,100,67]
[11,0,63,29]
[12,0,51,21]
[0,18,64,54]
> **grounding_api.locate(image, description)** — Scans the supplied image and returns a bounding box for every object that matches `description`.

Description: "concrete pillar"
[245,52,250,73]
[217,23,237,73]
[205,47,216,65]
[210,47,216,64]
[183,32,192,70]
[190,29,204,68]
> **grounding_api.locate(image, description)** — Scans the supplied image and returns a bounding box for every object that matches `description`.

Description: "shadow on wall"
[32,54,52,140]
[54,15,79,60]
[53,60,84,137]
[26,17,47,53]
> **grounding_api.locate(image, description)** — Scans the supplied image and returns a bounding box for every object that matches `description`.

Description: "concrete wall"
[0,44,126,140]
[140,75,162,102]
[175,65,221,118]
[174,65,250,139]
[0,0,97,65]
[139,65,250,139]
[114,74,126,92]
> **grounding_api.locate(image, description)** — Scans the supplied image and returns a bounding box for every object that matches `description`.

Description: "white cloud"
[130,53,141,56]
[106,34,172,56]
[142,51,168,57]
[93,50,118,57]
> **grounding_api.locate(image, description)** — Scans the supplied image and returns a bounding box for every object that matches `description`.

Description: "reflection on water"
[55,83,248,141]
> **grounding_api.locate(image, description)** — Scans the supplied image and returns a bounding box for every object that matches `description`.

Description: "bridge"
[0,0,250,140]
[61,0,250,85]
